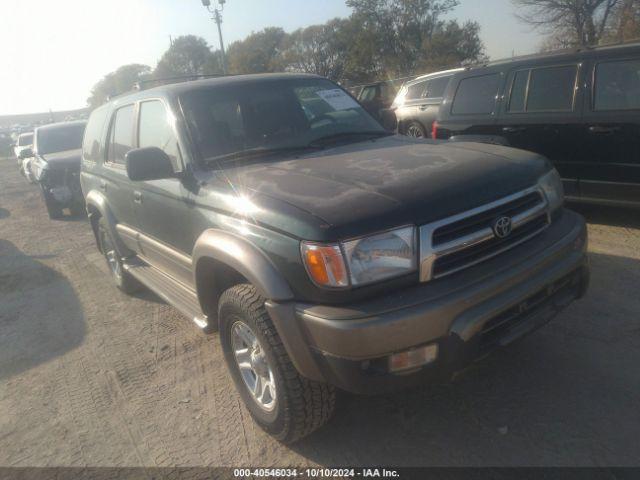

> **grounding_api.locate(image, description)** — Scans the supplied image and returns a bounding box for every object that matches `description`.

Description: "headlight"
[301,226,417,288]
[538,169,564,212]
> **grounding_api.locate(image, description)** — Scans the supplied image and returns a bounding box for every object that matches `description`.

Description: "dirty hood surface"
[220,136,550,240]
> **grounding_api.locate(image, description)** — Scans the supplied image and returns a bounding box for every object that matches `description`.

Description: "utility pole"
[201,0,227,74]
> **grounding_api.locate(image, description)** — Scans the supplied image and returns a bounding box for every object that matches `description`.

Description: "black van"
[434,42,640,208]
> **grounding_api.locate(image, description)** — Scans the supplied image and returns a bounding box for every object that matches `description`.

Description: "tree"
[226,28,288,74]
[343,0,484,81]
[281,19,350,80]
[512,0,620,47]
[87,64,152,109]
[154,35,220,78]
[607,0,640,41]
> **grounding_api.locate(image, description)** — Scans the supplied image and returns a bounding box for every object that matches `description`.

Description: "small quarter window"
[594,58,640,111]
[508,70,529,113]
[83,106,109,162]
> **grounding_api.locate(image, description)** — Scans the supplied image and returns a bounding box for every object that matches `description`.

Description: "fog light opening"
[388,344,438,374]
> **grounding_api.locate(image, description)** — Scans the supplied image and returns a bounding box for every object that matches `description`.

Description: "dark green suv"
[81,73,589,443]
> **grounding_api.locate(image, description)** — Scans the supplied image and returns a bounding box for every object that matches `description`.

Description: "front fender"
[192,229,294,302]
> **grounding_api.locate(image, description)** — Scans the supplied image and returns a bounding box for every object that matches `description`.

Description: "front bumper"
[267,209,589,394]
[40,168,83,207]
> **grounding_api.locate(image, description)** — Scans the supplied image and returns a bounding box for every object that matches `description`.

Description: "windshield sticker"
[316,89,360,111]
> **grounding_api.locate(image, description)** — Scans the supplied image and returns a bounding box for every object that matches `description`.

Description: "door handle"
[418,105,429,111]
[133,191,142,204]
[502,126,526,133]
[588,125,620,134]
[99,180,106,191]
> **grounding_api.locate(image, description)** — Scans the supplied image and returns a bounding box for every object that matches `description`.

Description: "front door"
[578,56,640,205]
[130,99,194,288]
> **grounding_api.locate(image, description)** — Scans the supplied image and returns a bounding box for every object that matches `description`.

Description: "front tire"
[98,217,139,294]
[218,284,335,443]
[41,187,63,219]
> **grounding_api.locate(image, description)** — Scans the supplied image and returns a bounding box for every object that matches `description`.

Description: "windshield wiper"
[206,145,321,166]
[308,131,392,147]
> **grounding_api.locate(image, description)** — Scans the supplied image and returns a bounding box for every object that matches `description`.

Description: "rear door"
[101,104,139,231]
[497,62,584,197]
[399,76,451,137]
[579,55,640,205]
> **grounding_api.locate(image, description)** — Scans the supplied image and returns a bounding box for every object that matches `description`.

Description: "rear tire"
[404,121,427,138]
[98,217,140,294]
[218,284,335,443]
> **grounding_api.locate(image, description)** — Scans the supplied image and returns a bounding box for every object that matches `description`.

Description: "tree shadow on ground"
[0,207,9,219]
[0,239,85,381]
[291,252,640,467]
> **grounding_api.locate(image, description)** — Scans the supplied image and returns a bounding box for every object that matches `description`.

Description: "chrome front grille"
[419,187,550,282]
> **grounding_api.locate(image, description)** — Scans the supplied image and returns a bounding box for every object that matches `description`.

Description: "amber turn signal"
[301,243,348,287]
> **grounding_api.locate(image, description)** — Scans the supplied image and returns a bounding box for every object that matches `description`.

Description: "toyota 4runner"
[81,73,589,443]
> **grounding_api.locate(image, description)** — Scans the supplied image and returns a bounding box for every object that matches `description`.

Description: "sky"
[0,0,542,115]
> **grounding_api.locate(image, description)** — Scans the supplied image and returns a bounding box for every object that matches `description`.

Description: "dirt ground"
[0,155,639,468]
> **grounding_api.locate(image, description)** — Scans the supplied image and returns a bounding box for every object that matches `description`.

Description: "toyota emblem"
[493,216,513,238]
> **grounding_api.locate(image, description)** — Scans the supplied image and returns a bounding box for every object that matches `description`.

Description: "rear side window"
[508,65,577,113]
[138,100,181,169]
[594,58,640,111]
[406,80,427,100]
[451,74,501,115]
[107,105,135,165]
[425,76,450,99]
[83,106,109,163]
[527,65,577,111]
[405,76,450,101]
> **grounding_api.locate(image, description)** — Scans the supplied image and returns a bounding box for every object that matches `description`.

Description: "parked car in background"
[434,42,640,209]
[29,121,87,218]
[81,73,588,443]
[13,132,33,166]
[355,80,403,128]
[392,68,462,138]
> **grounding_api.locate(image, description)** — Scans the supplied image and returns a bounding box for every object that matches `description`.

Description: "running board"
[123,260,210,331]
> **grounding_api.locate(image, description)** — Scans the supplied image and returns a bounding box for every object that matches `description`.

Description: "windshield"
[37,124,85,155]
[18,133,33,146]
[180,78,385,164]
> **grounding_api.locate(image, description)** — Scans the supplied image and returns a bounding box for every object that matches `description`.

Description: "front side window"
[594,58,640,111]
[138,100,181,169]
[527,65,577,112]
[108,105,135,165]
[451,73,501,115]
[36,123,86,155]
[180,78,384,164]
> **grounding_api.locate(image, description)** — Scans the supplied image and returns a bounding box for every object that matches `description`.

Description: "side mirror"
[19,148,33,159]
[125,147,175,181]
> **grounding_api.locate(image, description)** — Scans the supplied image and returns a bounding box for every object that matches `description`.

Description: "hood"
[41,149,82,170]
[208,136,550,241]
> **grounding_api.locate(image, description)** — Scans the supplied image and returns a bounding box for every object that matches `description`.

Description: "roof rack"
[133,74,233,91]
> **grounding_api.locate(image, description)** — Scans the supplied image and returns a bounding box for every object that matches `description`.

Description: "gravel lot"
[0,155,639,468]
